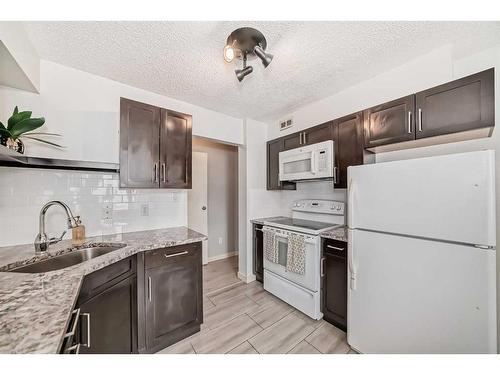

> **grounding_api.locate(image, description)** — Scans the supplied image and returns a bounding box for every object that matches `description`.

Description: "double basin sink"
[6,243,126,274]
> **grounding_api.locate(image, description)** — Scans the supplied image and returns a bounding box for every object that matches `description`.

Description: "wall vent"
[279,117,293,131]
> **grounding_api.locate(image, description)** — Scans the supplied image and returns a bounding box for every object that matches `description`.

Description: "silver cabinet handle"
[254,228,263,232]
[148,276,152,302]
[153,163,158,183]
[408,111,412,134]
[333,166,338,184]
[161,163,166,183]
[64,308,80,339]
[164,250,188,259]
[303,132,307,144]
[418,108,423,132]
[326,244,345,251]
[82,312,91,348]
[320,257,325,277]
[299,132,302,145]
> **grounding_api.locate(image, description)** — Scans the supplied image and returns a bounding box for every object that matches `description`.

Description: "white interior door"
[188,152,208,265]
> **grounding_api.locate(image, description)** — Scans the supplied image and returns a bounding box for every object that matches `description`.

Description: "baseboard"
[208,251,238,263]
[238,271,257,284]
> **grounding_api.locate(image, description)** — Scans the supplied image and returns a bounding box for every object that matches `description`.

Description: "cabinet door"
[266,138,296,191]
[415,68,494,139]
[304,122,332,145]
[253,224,263,283]
[145,250,202,351]
[322,240,347,331]
[160,109,192,189]
[363,95,415,148]
[335,112,364,189]
[120,98,161,188]
[78,275,137,354]
[282,132,302,150]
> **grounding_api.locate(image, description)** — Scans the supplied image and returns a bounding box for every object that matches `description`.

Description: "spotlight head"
[254,45,273,68]
[235,65,253,82]
[223,45,235,63]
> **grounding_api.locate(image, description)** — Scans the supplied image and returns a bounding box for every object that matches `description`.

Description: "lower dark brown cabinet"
[143,243,203,353]
[75,256,138,354]
[322,238,347,331]
[253,224,263,283]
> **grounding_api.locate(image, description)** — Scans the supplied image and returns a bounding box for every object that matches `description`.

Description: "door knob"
[202,206,207,211]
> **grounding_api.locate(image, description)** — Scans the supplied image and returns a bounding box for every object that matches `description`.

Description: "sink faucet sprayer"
[34,201,79,253]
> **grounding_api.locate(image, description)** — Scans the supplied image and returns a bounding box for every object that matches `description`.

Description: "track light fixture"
[223,27,273,82]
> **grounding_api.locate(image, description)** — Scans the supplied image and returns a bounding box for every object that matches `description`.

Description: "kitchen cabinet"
[253,223,264,283]
[266,138,296,191]
[363,68,494,152]
[120,98,192,189]
[333,112,364,189]
[143,243,202,353]
[321,238,347,331]
[75,256,137,354]
[282,122,332,151]
[415,68,494,139]
[363,95,415,149]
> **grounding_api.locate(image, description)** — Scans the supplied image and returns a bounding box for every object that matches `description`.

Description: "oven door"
[263,227,321,292]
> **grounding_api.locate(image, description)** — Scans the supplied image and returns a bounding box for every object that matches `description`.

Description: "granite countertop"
[0,227,206,354]
[320,226,348,242]
[251,216,289,225]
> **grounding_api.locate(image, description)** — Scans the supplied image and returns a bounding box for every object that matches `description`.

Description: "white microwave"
[279,140,334,182]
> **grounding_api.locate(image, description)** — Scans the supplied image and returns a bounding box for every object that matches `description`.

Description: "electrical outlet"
[172,192,179,202]
[101,203,113,220]
[218,237,223,245]
[140,203,149,216]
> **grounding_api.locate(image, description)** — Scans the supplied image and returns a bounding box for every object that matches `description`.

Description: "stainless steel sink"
[8,244,126,273]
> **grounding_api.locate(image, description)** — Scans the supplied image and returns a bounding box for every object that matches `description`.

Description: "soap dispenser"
[72,216,86,246]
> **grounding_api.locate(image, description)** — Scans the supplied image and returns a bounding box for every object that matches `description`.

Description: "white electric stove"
[262,199,345,320]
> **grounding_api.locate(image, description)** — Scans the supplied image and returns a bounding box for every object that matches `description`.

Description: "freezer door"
[347,150,496,247]
[347,229,497,354]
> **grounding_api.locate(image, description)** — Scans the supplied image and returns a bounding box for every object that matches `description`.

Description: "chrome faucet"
[34,201,78,253]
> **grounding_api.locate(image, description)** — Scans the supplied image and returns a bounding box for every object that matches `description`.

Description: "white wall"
[269,43,500,351]
[0,167,186,247]
[192,137,238,261]
[0,22,40,92]
[0,59,243,163]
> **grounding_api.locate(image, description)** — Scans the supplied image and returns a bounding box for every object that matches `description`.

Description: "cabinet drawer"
[145,243,201,269]
[323,238,347,256]
[78,256,136,303]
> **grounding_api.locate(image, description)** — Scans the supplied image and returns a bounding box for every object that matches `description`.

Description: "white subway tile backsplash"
[0,167,187,247]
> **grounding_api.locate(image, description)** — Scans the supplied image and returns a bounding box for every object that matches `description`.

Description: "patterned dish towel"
[286,233,306,275]
[263,228,278,263]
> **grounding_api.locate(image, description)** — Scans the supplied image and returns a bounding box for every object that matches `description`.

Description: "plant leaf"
[0,127,12,138]
[23,132,62,137]
[13,106,18,115]
[0,121,6,130]
[8,111,32,130]
[21,135,64,148]
[10,117,45,138]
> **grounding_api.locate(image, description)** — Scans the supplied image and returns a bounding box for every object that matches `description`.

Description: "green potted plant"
[0,106,63,154]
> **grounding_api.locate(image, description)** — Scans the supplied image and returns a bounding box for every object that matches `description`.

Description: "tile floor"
[157,256,356,354]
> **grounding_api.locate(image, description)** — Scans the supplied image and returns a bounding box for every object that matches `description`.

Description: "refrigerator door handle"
[348,233,357,290]
[347,178,354,228]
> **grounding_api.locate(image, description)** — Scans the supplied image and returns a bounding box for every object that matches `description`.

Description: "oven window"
[277,240,287,267]
[283,158,312,174]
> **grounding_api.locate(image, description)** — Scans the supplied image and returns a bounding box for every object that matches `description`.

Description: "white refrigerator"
[347,150,497,354]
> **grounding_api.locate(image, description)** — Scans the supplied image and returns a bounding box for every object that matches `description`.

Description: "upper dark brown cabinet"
[160,109,192,189]
[304,122,333,145]
[266,138,296,191]
[363,95,415,149]
[282,132,302,150]
[120,98,192,189]
[333,112,364,188]
[415,68,494,139]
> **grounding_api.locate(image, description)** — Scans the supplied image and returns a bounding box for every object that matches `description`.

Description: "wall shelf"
[0,145,119,173]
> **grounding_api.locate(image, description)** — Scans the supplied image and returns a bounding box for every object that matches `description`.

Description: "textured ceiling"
[22,21,500,122]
